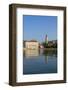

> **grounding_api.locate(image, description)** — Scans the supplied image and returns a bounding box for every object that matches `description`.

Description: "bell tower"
[45,34,48,44]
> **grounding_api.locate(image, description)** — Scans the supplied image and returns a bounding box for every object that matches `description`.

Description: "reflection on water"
[24,49,39,58]
[23,49,57,75]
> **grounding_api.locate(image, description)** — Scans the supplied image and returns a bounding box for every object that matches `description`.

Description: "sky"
[23,15,57,43]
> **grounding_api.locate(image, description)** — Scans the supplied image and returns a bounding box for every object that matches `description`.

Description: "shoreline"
[23,48,57,51]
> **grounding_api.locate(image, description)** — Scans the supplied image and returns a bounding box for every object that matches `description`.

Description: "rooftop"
[24,40,38,42]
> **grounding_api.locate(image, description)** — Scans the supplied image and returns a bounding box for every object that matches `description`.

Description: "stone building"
[25,40,39,49]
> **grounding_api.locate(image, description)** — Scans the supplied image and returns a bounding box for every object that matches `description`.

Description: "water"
[23,49,57,75]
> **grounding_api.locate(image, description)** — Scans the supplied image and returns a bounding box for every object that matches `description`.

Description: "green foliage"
[42,42,48,48]
[42,42,57,48]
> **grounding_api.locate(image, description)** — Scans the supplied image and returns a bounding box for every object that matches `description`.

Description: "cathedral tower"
[45,35,48,44]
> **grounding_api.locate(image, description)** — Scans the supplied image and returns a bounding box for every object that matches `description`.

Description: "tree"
[42,41,57,48]
[42,42,48,48]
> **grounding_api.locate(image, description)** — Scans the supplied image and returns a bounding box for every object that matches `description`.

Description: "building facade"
[25,40,39,49]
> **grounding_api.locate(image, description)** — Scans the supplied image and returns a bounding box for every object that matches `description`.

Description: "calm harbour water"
[23,49,57,75]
